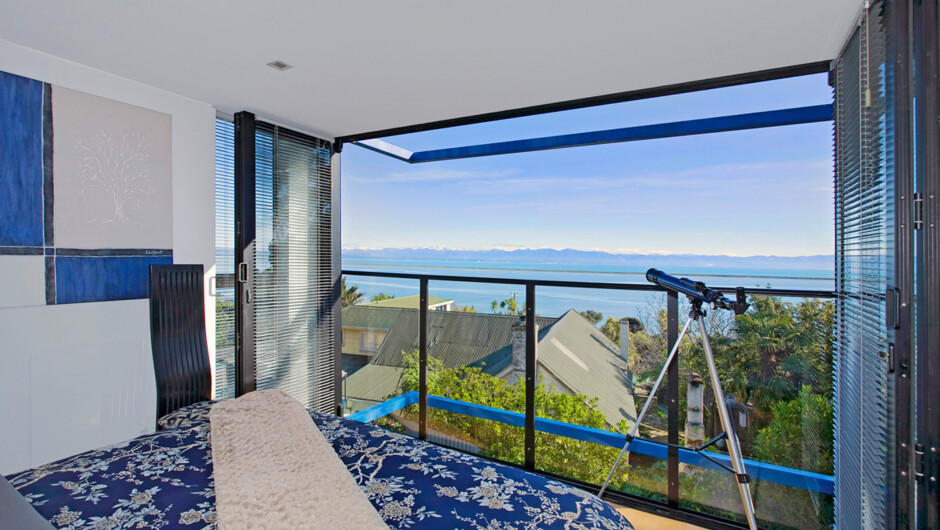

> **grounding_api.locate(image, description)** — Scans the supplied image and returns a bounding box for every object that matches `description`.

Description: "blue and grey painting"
[0,71,44,247]
[2,68,175,304]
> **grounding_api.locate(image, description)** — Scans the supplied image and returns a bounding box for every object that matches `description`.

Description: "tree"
[500,296,521,315]
[455,305,477,313]
[370,293,394,302]
[580,310,604,326]
[341,277,364,307]
[490,296,522,315]
[391,350,634,488]
[600,317,620,345]
[75,130,152,224]
[753,385,833,475]
[623,317,645,333]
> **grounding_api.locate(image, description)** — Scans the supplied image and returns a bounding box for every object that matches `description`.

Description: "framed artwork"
[0,70,173,307]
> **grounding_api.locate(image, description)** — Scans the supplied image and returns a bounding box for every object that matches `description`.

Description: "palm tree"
[341,277,364,307]
[737,310,797,381]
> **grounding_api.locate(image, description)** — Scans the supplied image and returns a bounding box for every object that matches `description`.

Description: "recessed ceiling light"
[266,60,293,71]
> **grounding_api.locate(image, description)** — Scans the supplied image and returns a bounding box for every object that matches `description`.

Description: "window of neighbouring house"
[360,330,379,353]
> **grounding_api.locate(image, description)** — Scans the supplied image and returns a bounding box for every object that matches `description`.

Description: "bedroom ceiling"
[0,1,862,140]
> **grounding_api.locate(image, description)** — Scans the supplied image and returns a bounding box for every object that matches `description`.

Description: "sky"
[341,74,834,257]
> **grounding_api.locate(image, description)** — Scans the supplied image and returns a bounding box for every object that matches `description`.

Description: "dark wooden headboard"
[149,264,212,424]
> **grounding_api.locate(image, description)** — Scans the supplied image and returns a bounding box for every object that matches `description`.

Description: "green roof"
[341,305,403,330]
[359,294,452,309]
[344,364,404,402]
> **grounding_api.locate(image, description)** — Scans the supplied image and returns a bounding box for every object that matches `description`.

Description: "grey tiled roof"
[368,309,558,369]
[535,310,637,426]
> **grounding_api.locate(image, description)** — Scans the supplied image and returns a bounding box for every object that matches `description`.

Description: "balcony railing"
[341,268,836,529]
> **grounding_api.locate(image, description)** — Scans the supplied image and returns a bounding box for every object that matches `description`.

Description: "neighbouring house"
[360,294,454,311]
[342,306,637,430]
[341,295,454,375]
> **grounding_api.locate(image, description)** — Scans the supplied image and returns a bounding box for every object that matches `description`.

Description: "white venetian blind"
[252,123,335,412]
[833,8,890,529]
[214,118,236,400]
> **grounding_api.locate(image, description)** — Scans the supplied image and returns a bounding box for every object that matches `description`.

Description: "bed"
[6,401,633,529]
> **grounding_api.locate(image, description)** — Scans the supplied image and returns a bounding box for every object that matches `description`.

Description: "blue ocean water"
[342,257,835,323]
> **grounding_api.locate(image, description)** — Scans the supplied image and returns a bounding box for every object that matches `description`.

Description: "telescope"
[601,268,758,529]
[646,268,750,315]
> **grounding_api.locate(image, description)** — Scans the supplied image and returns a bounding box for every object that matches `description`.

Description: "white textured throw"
[209,390,388,530]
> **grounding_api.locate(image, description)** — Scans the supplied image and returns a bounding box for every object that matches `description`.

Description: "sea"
[341,257,835,324]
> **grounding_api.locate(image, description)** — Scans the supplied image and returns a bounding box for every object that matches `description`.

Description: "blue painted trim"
[347,391,419,423]
[351,104,834,163]
[351,393,835,495]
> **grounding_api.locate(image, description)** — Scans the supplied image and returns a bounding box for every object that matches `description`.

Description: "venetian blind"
[253,123,335,412]
[833,8,890,529]
[214,118,236,400]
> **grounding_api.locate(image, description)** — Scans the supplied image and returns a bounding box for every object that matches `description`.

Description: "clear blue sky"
[342,74,833,257]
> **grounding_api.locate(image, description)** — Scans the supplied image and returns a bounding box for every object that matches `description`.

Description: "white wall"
[0,40,217,475]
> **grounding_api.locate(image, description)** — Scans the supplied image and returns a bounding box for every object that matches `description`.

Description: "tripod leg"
[695,314,758,530]
[599,317,695,498]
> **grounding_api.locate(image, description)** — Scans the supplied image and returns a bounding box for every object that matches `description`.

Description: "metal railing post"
[667,291,680,507]
[419,278,428,441]
[525,283,537,471]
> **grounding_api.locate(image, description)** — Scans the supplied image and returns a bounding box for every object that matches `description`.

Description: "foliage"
[600,317,620,345]
[598,316,646,347]
[623,317,645,333]
[393,350,635,488]
[341,277,364,307]
[455,305,477,313]
[215,298,235,347]
[370,293,395,302]
[753,385,834,474]
[580,310,603,326]
[490,296,522,315]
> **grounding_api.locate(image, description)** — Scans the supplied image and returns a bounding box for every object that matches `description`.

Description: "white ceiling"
[0,1,862,140]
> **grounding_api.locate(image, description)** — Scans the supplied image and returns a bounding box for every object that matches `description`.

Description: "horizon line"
[341,245,834,259]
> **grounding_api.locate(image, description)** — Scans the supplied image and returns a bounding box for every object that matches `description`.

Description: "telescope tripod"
[598,298,758,530]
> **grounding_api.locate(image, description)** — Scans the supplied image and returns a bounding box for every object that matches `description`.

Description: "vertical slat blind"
[833,8,890,529]
[214,119,236,400]
[253,123,335,412]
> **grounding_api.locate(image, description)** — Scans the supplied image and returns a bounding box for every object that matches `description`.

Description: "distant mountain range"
[342,247,834,271]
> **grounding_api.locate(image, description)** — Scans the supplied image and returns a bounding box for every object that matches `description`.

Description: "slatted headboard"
[149,264,212,424]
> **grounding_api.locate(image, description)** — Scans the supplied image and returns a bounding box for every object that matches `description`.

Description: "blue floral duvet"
[7,402,632,529]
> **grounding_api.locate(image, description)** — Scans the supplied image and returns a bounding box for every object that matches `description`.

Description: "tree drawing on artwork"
[74,129,152,224]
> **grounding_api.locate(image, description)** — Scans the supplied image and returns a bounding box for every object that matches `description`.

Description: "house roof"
[360,295,453,309]
[343,364,405,403]
[343,305,636,427]
[369,309,558,369]
[536,310,636,426]
[0,2,861,139]
[341,305,403,331]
